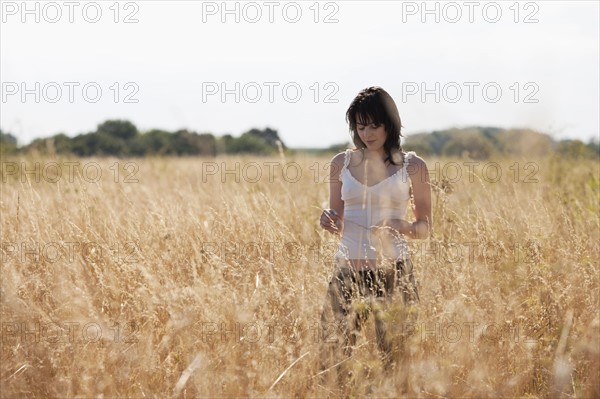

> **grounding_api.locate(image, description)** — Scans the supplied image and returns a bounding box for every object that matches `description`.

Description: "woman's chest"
[346,165,403,186]
[341,170,411,202]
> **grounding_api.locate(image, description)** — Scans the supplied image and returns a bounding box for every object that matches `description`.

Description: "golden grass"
[0,153,598,398]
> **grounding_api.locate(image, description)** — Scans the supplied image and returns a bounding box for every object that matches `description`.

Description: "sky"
[1,0,599,148]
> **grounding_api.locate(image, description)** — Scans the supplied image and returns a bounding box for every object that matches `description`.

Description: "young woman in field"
[318,86,432,380]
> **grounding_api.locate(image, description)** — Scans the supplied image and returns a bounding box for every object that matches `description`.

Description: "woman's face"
[356,118,387,151]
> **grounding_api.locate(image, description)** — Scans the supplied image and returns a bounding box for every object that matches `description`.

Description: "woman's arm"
[407,154,432,239]
[320,152,345,235]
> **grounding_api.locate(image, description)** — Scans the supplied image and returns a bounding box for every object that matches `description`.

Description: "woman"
[318,86,432,380]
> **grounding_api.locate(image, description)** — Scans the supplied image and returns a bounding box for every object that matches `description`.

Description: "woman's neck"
[362,148,388,162]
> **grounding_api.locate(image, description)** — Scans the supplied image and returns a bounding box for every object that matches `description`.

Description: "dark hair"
[345,86,404,165]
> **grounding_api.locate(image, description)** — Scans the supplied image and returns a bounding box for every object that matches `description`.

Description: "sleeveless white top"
[334,149,415,265]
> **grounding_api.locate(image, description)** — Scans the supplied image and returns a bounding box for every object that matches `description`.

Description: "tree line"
[402,127,599,160]
[0,121,285,157]
[1,120,598,159]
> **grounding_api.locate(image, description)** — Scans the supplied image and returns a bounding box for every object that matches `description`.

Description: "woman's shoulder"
[402,150,426,165]
[328,150,353,180]
[330,148,354,165]
[402,150,429,180]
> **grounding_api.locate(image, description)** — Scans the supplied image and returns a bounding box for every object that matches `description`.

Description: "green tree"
[0,130,18,155]
[586,138,599,157]
[130,129,173,156]
[71,132,127,156]
[246,127,285,149]
[405,130,453,155]
[171,130,216,156]
[216,134,234,155]
[441,131,495,159]
[227,133,276,155]
[556,139,596,159]
[96,120,138,140]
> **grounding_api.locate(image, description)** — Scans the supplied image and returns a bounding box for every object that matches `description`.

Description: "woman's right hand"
[320,209,342,234]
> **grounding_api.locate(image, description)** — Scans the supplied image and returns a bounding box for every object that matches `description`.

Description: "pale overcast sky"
[1,0,599,148]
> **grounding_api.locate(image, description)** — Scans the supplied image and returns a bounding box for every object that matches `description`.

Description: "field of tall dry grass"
[1,152,598,398]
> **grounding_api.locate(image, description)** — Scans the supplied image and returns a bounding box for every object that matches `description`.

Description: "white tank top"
[334,148,415,265]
